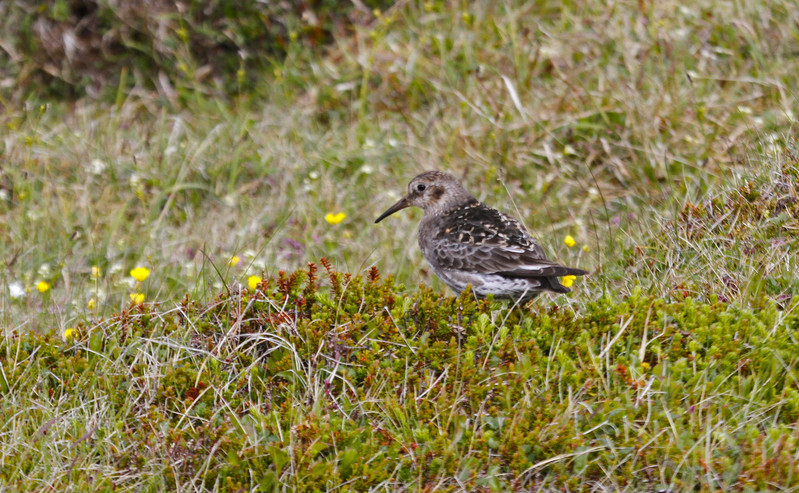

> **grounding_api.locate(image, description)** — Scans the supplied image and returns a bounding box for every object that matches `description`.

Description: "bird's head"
[375,171,475,223]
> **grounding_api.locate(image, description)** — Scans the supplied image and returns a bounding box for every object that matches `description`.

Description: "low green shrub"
[3,261,798,490]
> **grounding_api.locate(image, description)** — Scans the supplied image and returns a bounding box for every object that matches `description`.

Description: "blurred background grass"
[1,0,798,330]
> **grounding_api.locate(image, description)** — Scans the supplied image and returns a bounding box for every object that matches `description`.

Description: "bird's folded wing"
[438,205,546,253]
[431,237,587,277]
[431,205,587,277]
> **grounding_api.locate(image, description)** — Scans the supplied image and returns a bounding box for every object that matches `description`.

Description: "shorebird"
[375,171,587,303]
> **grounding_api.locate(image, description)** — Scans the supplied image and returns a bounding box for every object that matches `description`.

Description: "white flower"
[91,288,107,302]
[9,282,24,299]
[89,159,107,175]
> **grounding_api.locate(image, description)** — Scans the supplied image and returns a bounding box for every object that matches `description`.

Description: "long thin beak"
[375,196,410,223]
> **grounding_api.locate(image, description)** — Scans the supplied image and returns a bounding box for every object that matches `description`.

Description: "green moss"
[3,261,799,489]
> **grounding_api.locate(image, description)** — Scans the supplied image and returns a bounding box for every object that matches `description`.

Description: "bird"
[375,171,587,304]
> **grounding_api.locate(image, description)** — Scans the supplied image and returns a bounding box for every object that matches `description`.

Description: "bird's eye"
[416,183,427,192]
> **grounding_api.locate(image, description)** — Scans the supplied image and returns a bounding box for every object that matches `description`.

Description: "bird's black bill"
[375,196,410,223]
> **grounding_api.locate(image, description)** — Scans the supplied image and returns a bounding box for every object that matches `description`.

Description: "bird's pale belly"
[432,266,543,301]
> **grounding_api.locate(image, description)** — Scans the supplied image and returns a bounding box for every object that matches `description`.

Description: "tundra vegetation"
[1,0,798,490]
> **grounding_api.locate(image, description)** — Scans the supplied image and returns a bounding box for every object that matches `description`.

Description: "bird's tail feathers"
[498,264,588,278]
[542,277,572,293]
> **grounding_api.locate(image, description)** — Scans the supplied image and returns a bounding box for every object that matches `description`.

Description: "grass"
[1,0,799,490]
[3,267,799,490]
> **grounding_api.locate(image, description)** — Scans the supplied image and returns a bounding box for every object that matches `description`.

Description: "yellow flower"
[130,267,150,282]
[561,275,577,288]
[91,265,102,279]
[248,275,262,290]
[87,298,96,310]
[325,212,346,225]
[582,245,590,253]
[641,362,651,371]
[62,328,77,342]
[36,281,51,293]
[564,235,576,248]
[129,292,145,304]
[228,256,241,267]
